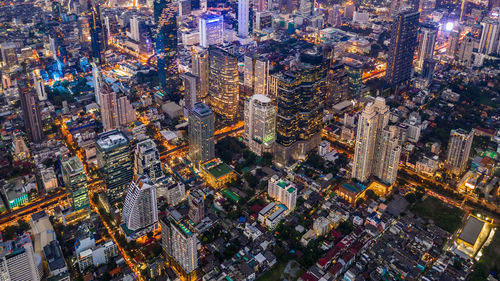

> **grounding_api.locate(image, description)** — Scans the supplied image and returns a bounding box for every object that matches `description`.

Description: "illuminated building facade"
[88,4,106,64]
[61,157,89,211]
[99,90,119,131]
[191,47,209,99]
[478,18,500,55]
[244,94,276,156]
[268,175,297,210]
[208,47,239,120]
[457,33,475,66]
[154,0,179,95]
[344,58,363,97]
[199,158,236,189]
[244,54,269,96]
[238,0,249,38]
[445,129,474,175]
[96,130,133,202]
[199,14,224,48]
[188,102,215,168]
[274,52,327,165]
[188,190,204,224]
[134,139,163,182]
[18,79,44,143]
[385,10,420,92]
[416,22,438,70]
[326,62,349,105]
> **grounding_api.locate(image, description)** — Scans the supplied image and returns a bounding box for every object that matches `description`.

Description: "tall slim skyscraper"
[116,96,136,125]
[61,156,90,211]
[478,18,500,55]
[188,190,204,224]
[181,72,200,112]
[161,213,198,275]
[199,14,224,48]
[92,62,102,104]
[154,0,179,95]
[238,0,249,38]
[352,97,402,185]
[129,15,141,42]
[244,94,276,156]
[191,47,209,99]
[244,55,269,96]
[188,102,215,168]
[18,79,44,143]
[33,72,47,101]
[99,89,119,131]
[385,10,420,92]
[134,139,164,182]
[457,33,475,66]
[122,175,158,236]
[208,47,239,120]
[96,130,133,202]
[274,52,327,165]
[447,28,460,58]
[88,5,106,64]
[445,129,474,175]
[416,22,438,69]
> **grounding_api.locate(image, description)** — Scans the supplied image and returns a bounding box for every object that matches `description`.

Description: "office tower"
[134,139,164,182]
[328,5,342,27]
[268,175,297,210]
[96,130,133,202]
[274,52,327,165]
[255,11,272,31]
[181,72,200,111]
[208,47,239,120]
[448,29,460,58]
[18,79,44,143]
[188,103,215,168]
[238,0,249,38]
[385,10,420,92]
[326,62,349,105]
[154,0,179,95]
[478,18,500,55]
[61,156,90,211]
[244,55,269,96]
[344,58,363,97]
[244,94,276,156]
[188,190,204,224]
[420,58,436,85]
[445,129,474,175]
[32,72,47,101]
[122,175,158,235]
[199,14,224,48]
[88,5,106,64]
[161,213,198,275]
[0,234,42,281]
[352,97,402,185]
[416,22,438,69]
[129,15,140,41]
[457,33,475,66]
[91,62,102,104]
[191,47,209,99]
[0,42,18,67]
[116,96,136,125]
[99,89,119,131]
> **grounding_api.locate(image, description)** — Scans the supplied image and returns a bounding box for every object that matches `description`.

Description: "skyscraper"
[478,18,500,55]
[122,175,158,237]
[445,129,474,175]
[191,47,209,99]
[274,52,327,165]
[199,14,224,48]
[161,213,198,276]
[154,0,179,95]
[238,0,249,38]
[61,156,90,211]
[416,22,438,69]
[96,130,133,202]
[116,96,136,126]
[244,94,276,156]
[129,15,141,42]
[208,47,239,120]
[92,62,103,104]
[457,33,475,66]
[18,79,44,143]
[88,5,106,64]
[33,71,47,101]
[188,190,204,224]
[181,72,200,112]
[385,10,420,92]
[244,54,269,96]
[352,97,402,185]
[0,234,42,281]
[134,139,164,182]
[188,102,215,168]
[99,89,119,131]
[447,28,460,58]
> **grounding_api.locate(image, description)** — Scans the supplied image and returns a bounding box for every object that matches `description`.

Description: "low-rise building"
[199,158,236,189]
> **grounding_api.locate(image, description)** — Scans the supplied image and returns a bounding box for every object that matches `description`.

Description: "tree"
[355,197,365,208]
[261,152,273,166]
[365,190,378,201]
[243,172,259,188]
[337,221,354,236]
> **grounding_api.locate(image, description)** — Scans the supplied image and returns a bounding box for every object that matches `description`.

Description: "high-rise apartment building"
[188,102,215,168]
[0,234,42,281]
[134,139,164,182]
[445,129,474,175]
[244,55,269,96]
[154,0,179,94]
[161,213,198,275]
[122,175,158,237]
[99,90,119,131]
[129,15,141,42]
[268,175,297,210]
[352,97,402,185]
[208,47,239,120]
[188,190,204,224]
[33,72,47,101]
[191,47,209,99]
[199,14,224,48]
[116,96,136,125]
[328,5,342,27]
[273,52,327,165]
[61,156,89,211]
[96,130,133,202]
[478,18,499,55]
[457,33,475,66]
[385,10,420,92]
[448,29,460,58]
[244,94,276,156]
[238,0,249,38]
[416,22,438,69]
[181,72,200,112]
[18,79,44,143]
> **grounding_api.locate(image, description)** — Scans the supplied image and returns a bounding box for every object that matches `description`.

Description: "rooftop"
[202,159,233,179]
[61,156,84,174]
[96,130,129,150]
[458,216,485,246]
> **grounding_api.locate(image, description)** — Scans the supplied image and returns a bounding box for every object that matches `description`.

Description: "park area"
[410,196,464,233]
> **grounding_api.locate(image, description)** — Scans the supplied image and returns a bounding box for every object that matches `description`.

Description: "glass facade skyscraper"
[188,102,215,168]
[208,47,239,121]
[61,156,89,211]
